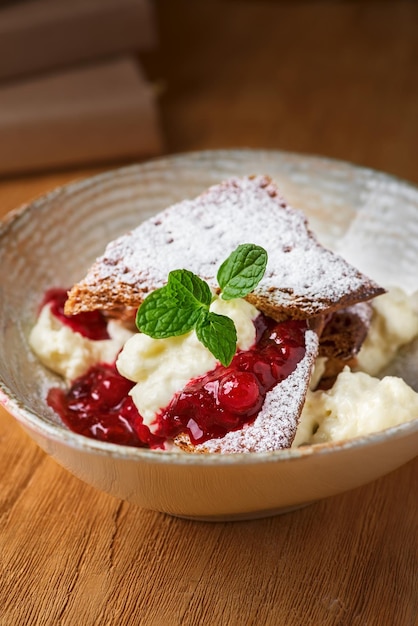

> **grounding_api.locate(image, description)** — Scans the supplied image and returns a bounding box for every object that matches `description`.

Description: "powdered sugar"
[73,175,383,319]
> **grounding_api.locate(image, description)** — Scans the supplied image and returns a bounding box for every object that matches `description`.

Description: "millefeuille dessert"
[29,176,418,453]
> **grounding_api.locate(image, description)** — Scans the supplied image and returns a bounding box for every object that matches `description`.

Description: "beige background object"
[0,57,163,173]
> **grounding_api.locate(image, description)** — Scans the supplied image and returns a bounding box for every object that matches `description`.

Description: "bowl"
[1,149,418,521]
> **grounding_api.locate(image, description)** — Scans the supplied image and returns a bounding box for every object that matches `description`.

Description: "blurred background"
[0,0,417,183]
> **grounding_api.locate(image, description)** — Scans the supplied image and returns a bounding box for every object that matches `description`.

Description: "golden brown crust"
[65,175,384,321]
[66,280,141,318]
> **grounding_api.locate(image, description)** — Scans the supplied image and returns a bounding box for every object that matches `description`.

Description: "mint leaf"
[196,311,237,367]
[136,287,202,338]
[217,243,268,300]
[135,243,268,364]
[167,269,212,307]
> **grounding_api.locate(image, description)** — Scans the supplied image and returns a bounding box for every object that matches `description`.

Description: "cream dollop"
[29,304,134,381]
[293,367,418,447]
[356,287,418,376]
[116,297,259,428]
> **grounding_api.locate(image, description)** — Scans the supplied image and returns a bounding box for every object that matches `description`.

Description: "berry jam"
[42,288,110,340]
[47,314,307,449]
[48,364,164,448]
[153,316,307,444]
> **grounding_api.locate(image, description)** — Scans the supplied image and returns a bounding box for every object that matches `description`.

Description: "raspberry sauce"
[42,288,110,340]
[47,314,307,449]
[153,316,306,444]
[48,364,164,448]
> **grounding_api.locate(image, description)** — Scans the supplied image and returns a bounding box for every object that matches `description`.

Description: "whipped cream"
[293,368,418,446]
[29,303,134,380]
[355,287,418,376]
[116,296,259,429]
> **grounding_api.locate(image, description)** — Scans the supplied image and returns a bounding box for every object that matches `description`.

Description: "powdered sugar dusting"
[70,175,383,319]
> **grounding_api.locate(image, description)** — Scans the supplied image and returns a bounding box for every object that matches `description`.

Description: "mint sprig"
[136,243,268,366]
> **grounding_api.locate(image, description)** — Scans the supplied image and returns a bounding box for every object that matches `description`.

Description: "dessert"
[29,176,418,453]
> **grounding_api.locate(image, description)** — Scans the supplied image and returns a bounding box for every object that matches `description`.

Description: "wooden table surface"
[1,2,417,624]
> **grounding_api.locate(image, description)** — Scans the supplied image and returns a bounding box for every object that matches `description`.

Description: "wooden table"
[1,2,417,624]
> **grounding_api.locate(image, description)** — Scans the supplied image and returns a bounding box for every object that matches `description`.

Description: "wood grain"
[1,2,417,625]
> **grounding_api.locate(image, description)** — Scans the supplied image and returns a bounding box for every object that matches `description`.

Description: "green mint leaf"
[136,287,202,338]
[167,269,212,307]
[217,243,268,300]
[135,243,267,363]
[196,311,237,367]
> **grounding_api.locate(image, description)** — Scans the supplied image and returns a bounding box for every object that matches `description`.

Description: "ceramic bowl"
[1,149,418,521]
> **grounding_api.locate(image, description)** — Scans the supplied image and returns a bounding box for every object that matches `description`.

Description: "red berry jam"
[47,364,164,448]
[47,314,307,449]
[153,316,307,444]
[42,288,110,340]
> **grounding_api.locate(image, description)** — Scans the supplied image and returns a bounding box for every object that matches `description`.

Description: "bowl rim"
[1,147,418,467]
[2,383,418,466]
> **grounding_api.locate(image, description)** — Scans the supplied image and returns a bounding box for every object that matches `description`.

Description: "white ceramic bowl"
[1,149,418,521]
